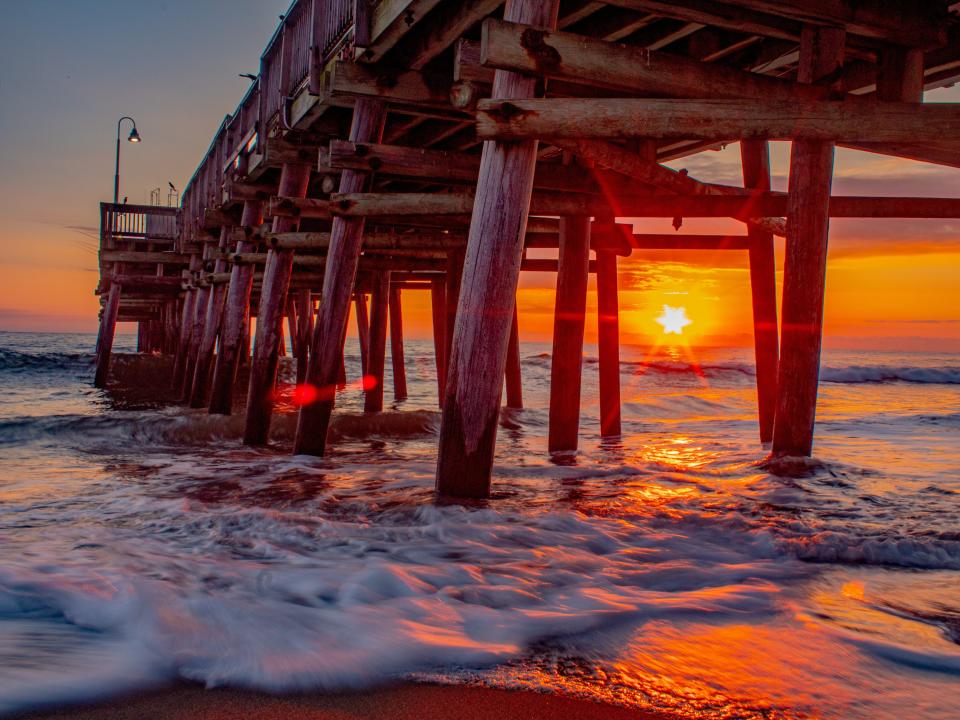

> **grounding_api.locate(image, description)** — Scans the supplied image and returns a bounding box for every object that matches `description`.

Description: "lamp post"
[114,116,142,204]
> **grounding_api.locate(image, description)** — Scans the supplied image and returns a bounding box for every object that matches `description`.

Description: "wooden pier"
[95,0,960,497]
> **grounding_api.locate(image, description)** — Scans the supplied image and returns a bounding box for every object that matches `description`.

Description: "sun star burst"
[656,305,692,335]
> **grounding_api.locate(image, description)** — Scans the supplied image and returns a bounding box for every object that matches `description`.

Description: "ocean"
[0,330,958,719]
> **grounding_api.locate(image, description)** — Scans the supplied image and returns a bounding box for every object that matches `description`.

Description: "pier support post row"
[93,282,121,388]
[549,199,591,453]
[244,163,311,445]
[189,225,231,408]
[596,248,621,437]
[742,140,779,444]
[172,255,202,392]
[773,26,845,457]
[295,97,387,455]
[209,200,262,415]
[435,0,561,498]
[364,271,390,412]
[180,247,212,400]
[390,285,407,402]
[504,305,523,410]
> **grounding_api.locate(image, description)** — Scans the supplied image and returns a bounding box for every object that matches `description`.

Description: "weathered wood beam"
[399,0,505,71]
[553,137,786,236]
[101,251,191,265]
[360,0,445,62]
[326,191,960,219]
[476,98,960,142]
[602,0,800,41]
[479,19,825,101]
[112,275,185,287]
[324,61,462,114]
[328,139,643,195]
[719,0,946,47]
[267,229,466,251]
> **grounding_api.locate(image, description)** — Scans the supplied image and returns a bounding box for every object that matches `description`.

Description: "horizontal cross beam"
[476,98,960,143]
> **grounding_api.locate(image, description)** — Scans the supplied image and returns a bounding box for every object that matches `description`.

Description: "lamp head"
[127,126,142,143]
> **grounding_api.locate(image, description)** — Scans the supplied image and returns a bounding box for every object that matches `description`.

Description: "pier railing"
[180,0,357,244]
[100,203,179,249]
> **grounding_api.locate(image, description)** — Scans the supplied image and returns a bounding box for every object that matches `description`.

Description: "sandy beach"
[14,684,674,720]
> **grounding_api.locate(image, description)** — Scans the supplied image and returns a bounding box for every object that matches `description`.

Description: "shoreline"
[12,682,679,720]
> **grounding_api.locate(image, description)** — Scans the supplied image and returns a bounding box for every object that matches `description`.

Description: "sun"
[656,305,692,335]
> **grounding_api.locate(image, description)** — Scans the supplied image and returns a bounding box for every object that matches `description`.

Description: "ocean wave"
[0,409,440,449]
[820,365,960,384]
[0,504,783,714]
[525,351,960,385]
[773,531,960,571]
[0,349,91,374]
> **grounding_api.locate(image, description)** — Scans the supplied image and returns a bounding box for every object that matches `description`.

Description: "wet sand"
[15,683,675,720]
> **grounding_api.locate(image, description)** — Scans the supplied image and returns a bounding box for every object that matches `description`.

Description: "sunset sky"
[1,1,958,350]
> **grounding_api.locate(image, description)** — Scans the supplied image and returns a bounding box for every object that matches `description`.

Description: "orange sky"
[0,3,957,351]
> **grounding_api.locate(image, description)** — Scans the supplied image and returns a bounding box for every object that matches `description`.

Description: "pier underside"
[96,0,960,497]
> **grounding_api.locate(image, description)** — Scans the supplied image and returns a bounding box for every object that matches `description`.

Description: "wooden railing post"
[435,0,561,498]
[773,26,845,457]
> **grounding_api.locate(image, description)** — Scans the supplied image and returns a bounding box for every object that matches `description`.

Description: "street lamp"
[114,116,142,204]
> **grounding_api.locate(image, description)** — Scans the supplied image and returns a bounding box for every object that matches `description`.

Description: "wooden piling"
[548,208,591,453]
[244,162,311,445]
[430,278,447,403]
[294,97,387,456]
[189,225,231,408]
[435,0,560,498]
[504,305,523,409]
[773,26,845,458]
[93,283,121,388]
[596,249,621,437]
[364,271,390,412]
[209,200,263,415]
[389,285,408,402]
[444,247,466,368]
[741,140,779,444]
[355,292,370,377]
[295,289,313,386]
[171,265,200,392]
[181,257,211,400]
